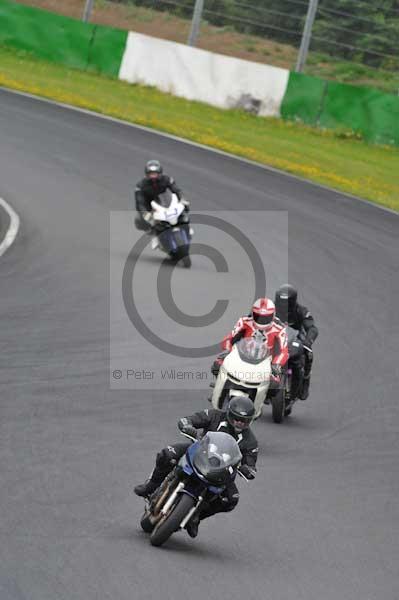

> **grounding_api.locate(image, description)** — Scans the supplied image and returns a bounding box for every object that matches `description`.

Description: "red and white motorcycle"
[210,334,290,422]
[211,336,272,419]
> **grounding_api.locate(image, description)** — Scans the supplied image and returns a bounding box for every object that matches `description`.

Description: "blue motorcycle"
[140,431,243,547]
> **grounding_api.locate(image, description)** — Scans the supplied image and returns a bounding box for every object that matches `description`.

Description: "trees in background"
[128,0,399,68]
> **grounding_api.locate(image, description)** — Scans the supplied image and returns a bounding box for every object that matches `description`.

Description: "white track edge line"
[1,85,398,216]
[0,196,20,257]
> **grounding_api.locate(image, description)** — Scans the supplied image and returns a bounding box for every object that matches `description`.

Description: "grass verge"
[0,46,398,211]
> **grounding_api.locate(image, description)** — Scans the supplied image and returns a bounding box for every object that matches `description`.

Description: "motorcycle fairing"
[158,226,189,253]
[151,194,184,225]
[181,441,227,495]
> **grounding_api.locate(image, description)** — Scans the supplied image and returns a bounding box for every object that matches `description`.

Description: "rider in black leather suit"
[134,398,258,537]
[274,284,318,400]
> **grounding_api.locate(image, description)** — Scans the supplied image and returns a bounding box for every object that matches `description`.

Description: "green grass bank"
[1,46,398,211]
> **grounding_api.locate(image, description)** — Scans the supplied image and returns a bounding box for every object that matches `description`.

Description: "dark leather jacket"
[178,409,258,468]
[135,174,182,212]
[276,303,318,346]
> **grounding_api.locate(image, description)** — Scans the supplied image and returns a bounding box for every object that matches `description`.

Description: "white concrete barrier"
[119,32,290,118]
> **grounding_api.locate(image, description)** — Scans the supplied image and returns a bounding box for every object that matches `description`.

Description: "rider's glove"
[143,211,153,224]
[303,336,313,349]
[239,464,256,480]
[180,197,190,210]
[271,365,283,385]
[178,418,197,440]
[183,426,198,440]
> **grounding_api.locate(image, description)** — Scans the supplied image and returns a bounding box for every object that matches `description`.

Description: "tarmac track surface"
[0,88,398,600]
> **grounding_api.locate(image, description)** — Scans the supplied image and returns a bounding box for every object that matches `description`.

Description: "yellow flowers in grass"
[1,47,398,211]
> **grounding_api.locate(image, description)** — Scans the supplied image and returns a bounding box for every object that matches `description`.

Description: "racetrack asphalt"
[0,199,11,248]
[0,87,398,600]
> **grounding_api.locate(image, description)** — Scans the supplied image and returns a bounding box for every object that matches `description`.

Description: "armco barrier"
[281,72,399,146]
[0,0,127,76]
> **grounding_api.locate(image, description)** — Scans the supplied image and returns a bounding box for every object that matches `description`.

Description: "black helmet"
[275,284,298,322]
[145,159,163,177]
[227,395,255,431]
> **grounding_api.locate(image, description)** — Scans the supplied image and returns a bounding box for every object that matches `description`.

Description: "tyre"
[271,388,285,424]
[140,511,155,533]
[181,255,191,268]
[171,231,191,268]
[150,493,196,547]
[173,245,191,268]
[217,386,229,410]
[284,380,292,418]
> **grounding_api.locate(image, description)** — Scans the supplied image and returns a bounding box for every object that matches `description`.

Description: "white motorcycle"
[150,190,192,268]
[211,336,272,419]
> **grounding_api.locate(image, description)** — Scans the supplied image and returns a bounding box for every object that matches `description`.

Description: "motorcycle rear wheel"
[271,388,285,424]
[150,494,196,547]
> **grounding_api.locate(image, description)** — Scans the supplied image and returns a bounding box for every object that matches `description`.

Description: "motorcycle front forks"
[180,495,204,529]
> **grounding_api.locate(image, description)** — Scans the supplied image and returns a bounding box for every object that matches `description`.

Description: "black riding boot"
[299,351,313,400]
[134,466,167,497]
[300,376,310,400]
[290,365,304,400]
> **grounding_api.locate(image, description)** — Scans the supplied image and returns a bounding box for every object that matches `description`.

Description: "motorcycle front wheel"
[140,511,155,533]
[181,255,191,268]
[150,493,196,547]
[173,246,191,268]
[271,388,285,424]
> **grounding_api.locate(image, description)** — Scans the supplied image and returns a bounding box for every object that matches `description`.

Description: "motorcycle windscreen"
[192,432,242,486]
[235,337,271,364]
[156,190,173,208]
